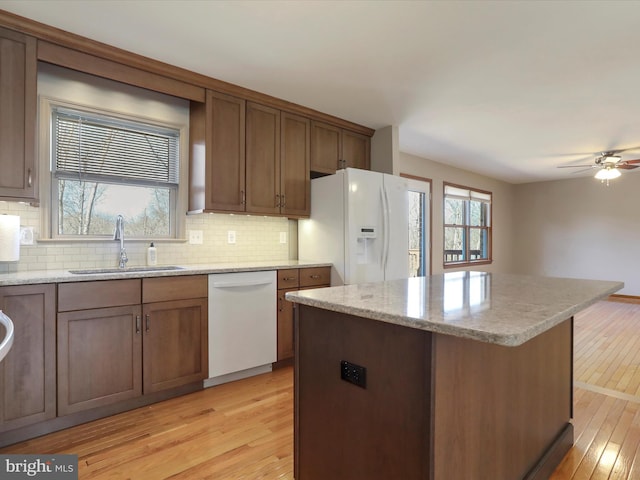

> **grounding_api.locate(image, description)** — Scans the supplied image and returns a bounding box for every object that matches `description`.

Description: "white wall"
[513,173,640,295]
[399,152,516,274]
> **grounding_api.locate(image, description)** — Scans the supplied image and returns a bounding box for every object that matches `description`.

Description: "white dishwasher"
[205,270,277,387]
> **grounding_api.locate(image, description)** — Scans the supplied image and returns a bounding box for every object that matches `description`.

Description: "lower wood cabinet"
[0,284,56,432]
[57,276,208,416]
[277,267,330,362]
[142,297,208,394]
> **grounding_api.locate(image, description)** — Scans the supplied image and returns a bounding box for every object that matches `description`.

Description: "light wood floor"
[2,300,640,479]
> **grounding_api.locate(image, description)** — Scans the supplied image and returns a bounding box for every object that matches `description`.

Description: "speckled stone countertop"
[0,260,331,286]
[286,271,623,347]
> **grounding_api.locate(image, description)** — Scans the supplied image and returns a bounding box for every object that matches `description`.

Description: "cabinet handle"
[27,169,32,187]
[135,315,141,334]
[309,274,321,279]
[241,190,246,205]
[145,314,150,332]
[278,296,283,312]
[281,194,286,208]
[276,194,281,207]
[283,277,295,281]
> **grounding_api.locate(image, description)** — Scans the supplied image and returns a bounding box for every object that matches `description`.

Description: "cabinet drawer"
[299,267,331,287]
[58,279,141,312]
[142,275,208,303]
[278,269,300,289]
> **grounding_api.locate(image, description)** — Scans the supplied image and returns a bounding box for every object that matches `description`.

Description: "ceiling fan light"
[594,168,621,180]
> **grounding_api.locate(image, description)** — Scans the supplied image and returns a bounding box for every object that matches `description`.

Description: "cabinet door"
[0,27,37,201]
[310,121,341,174]
[246,102,281,214]
[57,305,142,416]
[342,130,371,170]
[142,298,208,394]
[0,284,55,432]
[277,288,296,361]
[281,112,310,217]
[205,90,246,212]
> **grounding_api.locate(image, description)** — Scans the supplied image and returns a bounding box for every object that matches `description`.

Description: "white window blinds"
[444,185,491,203]
[53,109,179,184]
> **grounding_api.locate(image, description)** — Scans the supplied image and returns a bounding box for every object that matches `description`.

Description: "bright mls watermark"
[0,455,78,479]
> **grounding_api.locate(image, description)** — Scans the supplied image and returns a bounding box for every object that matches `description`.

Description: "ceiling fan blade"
[617,164,639,170]
[571,167,597,174]
[622,159,640,164]
[557,164,595,168]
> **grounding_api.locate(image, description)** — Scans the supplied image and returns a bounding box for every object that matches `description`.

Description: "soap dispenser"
[147,242,157,266]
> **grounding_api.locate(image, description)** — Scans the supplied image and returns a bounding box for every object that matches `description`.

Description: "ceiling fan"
[558,151,640,184]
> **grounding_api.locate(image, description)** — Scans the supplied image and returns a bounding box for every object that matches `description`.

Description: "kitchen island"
[286,272,623,480]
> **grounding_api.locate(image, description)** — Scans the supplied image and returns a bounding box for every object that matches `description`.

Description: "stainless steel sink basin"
[69,266,185,274]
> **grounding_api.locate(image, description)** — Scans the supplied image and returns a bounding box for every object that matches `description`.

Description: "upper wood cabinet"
[0,284,56,433]
[0,27,37,202]
[190,90,246,213]
[281,112,311,217]
[246,102,281,215]
[192,94,311,217]
[311,121,371,174]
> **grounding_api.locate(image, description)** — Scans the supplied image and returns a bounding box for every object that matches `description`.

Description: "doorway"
[402,174,431,277]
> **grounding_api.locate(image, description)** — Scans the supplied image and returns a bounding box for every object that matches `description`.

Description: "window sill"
[443,260,493,269]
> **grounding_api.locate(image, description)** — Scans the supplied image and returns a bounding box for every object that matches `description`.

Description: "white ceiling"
[3,0,640,184]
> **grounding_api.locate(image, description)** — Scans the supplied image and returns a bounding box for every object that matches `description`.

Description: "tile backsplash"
[0,202,297,273]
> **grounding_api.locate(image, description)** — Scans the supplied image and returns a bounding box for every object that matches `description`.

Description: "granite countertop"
[286,271,623,347]
[0,260,332,286]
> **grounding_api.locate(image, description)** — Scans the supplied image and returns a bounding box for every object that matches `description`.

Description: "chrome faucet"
[113,214,128,269]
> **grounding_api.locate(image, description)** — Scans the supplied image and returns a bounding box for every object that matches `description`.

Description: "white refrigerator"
[298,168,409,286]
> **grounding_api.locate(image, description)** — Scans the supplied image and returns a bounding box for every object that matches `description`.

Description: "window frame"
[39,96,188,241]
[443,182,492,268]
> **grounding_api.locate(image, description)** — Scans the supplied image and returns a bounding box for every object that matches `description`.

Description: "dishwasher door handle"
[211,280,274,288]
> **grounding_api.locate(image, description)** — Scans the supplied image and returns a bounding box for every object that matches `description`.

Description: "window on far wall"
[50,106,180,239]
[443,183,492,267]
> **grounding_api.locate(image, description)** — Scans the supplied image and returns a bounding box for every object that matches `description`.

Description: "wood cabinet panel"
[299,267,331,287]
[311,121,371,174]
[58,279,141,312]
[208,91,246,212]
[57,305,143,416]
[246,102,280,214]
[0,284,56,432]
[281,112,310,217]
[142,298,208,393]
[277,267,330,362]
[190,90,246,213]
[142,275,207,304]
[277,288,296,361]
[0,26,37,201]
[342,130,370,170]
[277,269,299,289]
[310,121,341,174]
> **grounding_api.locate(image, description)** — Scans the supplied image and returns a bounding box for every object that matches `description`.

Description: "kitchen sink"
[69,266,185,274]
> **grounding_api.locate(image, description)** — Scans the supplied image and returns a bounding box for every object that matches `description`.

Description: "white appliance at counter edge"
[205,270,277,387]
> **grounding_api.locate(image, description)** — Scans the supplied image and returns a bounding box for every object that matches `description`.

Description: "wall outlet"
[227,230,236,244]
[279,232,287,244]
[189,230,203,244]
[20,226,34,245]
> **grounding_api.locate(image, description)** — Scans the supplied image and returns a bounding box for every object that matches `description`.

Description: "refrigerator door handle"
[382,184,391,274]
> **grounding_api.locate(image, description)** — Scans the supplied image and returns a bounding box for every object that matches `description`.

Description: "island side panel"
[431,318,573,480]
[295,305,432,480]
